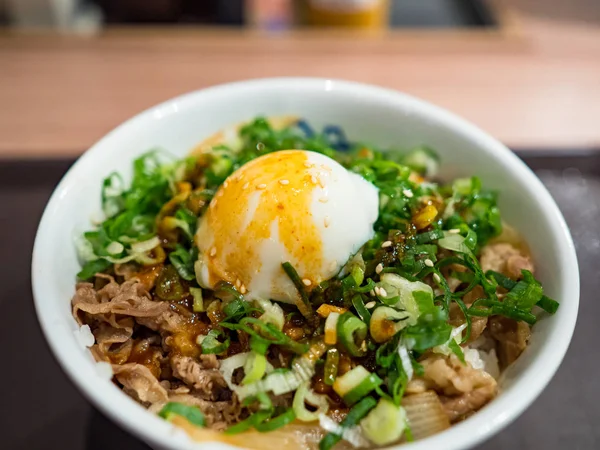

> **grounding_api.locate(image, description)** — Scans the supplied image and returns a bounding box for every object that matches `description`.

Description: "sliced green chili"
[155,265,185,301]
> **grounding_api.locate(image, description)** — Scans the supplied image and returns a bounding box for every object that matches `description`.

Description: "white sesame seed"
[375,263,383,274]
[318,174,326,188]
[381,240,392,248]
[369,290,375,297]
[238,174,245,181]
[209,247,217,257]
[235,279,241,289]
[279,179,290,185]
[311,175,318,184]
[424,259,434,267]
[324,216,331,228]
[448,228,461,234]
[302,279,312,286]
[257,183,267,189]
[433,273,441,283]
[240,285,247,294]
[374,286,381,296]
[242,182,249,190]
[319,197,328,203]
[223,180,229,188]
[403,189,414,198]
[365,301,376,309]
[379,287,388,297]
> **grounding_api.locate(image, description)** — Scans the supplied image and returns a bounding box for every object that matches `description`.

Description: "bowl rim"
[32,77,579,450]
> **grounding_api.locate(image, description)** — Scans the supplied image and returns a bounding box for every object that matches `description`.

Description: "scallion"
[158,402,205,427]
[318,397,377,450]
[336,312,368,357]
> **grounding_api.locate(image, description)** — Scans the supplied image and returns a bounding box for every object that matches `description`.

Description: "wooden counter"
[1,14,600,158]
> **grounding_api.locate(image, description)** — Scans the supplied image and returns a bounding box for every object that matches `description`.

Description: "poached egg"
[195,150,378,304]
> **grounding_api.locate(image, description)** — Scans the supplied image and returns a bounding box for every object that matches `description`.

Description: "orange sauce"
[196,150,326,292]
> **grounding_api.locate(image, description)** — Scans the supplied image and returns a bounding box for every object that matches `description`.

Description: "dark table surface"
[1,152,599,450]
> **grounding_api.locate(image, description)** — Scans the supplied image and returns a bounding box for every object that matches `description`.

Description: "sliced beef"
[170,355,229,401]
[440,382,497,422]
[72,277,169,329]
[489,316,531,367]
[151,393,244,431]
[112,363,169,404]
[406,354,497,423]
[480,243,534,279]
[92,323,133,363]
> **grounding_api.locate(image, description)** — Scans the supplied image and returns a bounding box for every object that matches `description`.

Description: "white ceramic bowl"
[32,78,579,450]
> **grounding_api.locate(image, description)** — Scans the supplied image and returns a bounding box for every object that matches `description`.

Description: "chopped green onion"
[334,365,382,406]
[168,244,196,281]
[469,298,537,325]
[402,146,439,176]
[158,402,205,427]
[336,312,368,357]
[369,306,411,343]
[282,262,315,322]
[350,265,365,286]
[221,317,309,355]
[318,397,377,450]
[324,312,340,345]
[215,281,245,302]
[504,270,543,310]
[437,232,472,255]
[537,295,560,315]
[190,287,204,312]
[360,398,407,445]
[242,352,267,385]
[234,341,327,399]
[403,307,453,352]
[378,273,433,321]
[254,408,296,432]
[224,410,272,435]
[199,329,230,354]
[255,298,285,330]
[415,229,444,244]
[352,278,377,294]
[77,258,112,281]
[324,348,340,386]
[293,381,330,422]
[352,294,372,323]
[487,270,559,314]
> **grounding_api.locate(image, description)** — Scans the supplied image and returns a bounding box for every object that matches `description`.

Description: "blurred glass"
[305,0,390,29]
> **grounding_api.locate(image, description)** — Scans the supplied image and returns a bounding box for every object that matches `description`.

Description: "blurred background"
[1,0,600,157]
[1,1,599,450]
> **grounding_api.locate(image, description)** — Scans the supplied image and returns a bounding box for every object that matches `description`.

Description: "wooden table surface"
[2,14,600,158]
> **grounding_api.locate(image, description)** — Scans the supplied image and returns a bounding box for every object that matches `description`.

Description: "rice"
[74,324,95,348]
